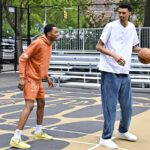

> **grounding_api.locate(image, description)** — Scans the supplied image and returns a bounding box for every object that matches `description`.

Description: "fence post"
[14,7,18,71]
[0,2,3,72]
[77,5,80,51]
[138,26,141,48]
[83,29,85,53]
[77,5,80,29]
[27,5,31,46]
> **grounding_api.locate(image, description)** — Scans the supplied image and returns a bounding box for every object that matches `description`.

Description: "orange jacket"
[19,35,52,80]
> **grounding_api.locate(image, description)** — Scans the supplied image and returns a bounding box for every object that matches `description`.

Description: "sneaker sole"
[118,137,137,142]
[10,142,31,149]
[34,137,53,140]
[100,144,118,149]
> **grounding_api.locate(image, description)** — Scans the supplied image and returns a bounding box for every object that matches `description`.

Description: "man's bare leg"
[36,99,45,126]
[34,99,53,140]
[17,100,34,130]
[9,100,34,149]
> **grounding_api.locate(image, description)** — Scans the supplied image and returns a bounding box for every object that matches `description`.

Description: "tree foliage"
[1,0,149,58]
[1,0,90,57]
[143,0,150,27]
[2,0,148,38]
[120,0,148,26]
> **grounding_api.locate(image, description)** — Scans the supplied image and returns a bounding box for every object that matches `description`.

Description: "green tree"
[1,0,90,58]
[2,0,31,58]
[143,0,150,27]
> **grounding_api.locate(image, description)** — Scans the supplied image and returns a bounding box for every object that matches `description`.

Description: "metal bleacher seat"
[50,54,99,72]
[48,53,150,89]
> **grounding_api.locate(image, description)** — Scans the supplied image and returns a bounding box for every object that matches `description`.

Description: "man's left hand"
[47,77,55,88]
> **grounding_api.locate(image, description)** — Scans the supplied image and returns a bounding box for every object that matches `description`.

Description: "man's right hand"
[18,77,25,91]
[113,54,126,66]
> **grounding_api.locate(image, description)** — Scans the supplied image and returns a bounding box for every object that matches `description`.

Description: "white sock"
[13,129,22,139]
[35,125,43,133]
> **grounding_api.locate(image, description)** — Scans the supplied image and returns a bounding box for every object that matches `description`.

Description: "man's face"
[47,27,59,41]
[118,8,131,22]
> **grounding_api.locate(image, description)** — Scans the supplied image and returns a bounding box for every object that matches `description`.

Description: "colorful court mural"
[0,86,150,150]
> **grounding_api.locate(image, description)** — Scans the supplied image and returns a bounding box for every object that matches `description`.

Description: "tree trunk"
[16,7,23,59]
[144,0,150,27]
[16,35,23,59]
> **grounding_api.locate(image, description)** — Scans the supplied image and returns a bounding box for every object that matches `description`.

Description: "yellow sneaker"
[9,137,31,149]
[34,132,53,140]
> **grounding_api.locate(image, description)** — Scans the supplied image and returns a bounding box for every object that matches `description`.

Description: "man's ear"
[47,31,51,36]
[129,11,131,16]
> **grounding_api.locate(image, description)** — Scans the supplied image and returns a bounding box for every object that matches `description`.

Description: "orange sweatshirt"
[19,35,52,80]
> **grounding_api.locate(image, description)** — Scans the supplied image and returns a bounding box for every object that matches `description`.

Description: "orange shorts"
[23,77,45,100]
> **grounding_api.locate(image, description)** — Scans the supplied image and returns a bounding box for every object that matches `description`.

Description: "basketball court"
[0,72,150,150]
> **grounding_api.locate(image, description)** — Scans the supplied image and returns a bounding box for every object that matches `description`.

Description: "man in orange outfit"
[9,24,59,149]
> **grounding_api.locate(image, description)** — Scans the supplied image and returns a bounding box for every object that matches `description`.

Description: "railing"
[53,27,150,53]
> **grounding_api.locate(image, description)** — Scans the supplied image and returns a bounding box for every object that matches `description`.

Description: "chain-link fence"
[0,5,29,72]
[0,2,149,72]
[52,27,150,53]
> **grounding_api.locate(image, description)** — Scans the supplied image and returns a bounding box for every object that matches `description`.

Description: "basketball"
[138,48,150,64]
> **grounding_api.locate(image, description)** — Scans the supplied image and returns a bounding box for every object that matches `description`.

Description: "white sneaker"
[118,131,137,141]
[100,137,118,149]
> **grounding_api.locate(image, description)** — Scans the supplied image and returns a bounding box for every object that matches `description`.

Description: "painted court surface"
[0,73,150,150]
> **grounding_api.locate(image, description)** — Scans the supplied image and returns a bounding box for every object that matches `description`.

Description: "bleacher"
[48,52,150,89]
[1,39,15,63]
